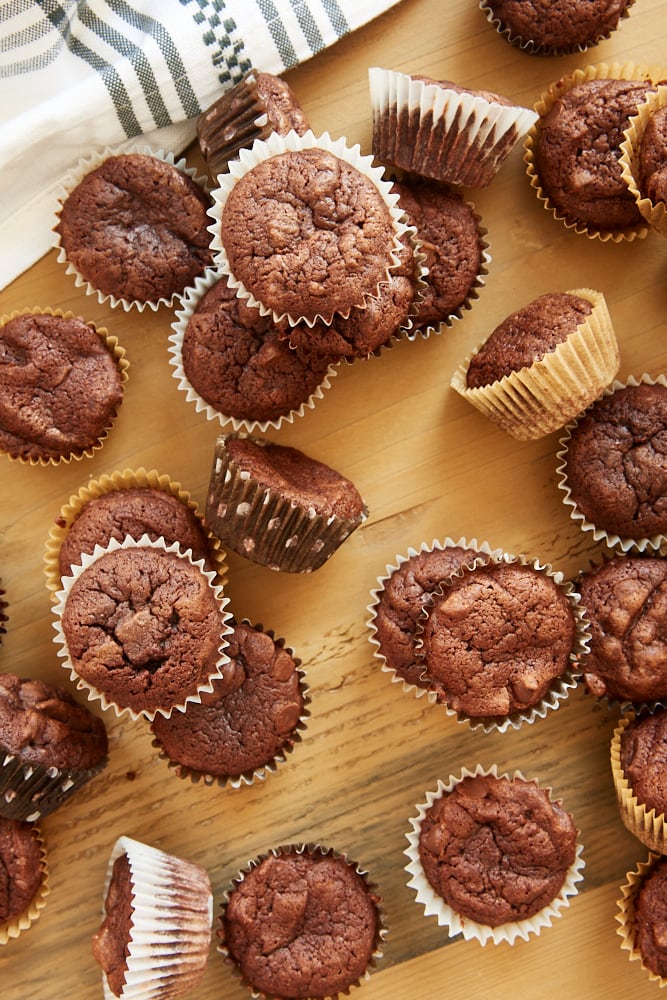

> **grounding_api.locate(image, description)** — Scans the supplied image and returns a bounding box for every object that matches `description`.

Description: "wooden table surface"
[2,0,667,996]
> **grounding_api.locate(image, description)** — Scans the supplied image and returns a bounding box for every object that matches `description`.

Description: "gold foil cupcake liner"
[524,62,667,242]
[216,842,387,999]
[611,712,667,853]
[479,0,637,56]
[206,432,368,573]
[620,84,667,236]
[207,129,410,327]
[52,534,233,722]
[0,822,49,946]
[450,287,620,440]
[98,835,212,999]
[169,266,339,430]
[52,143,211,312]
[405,764,585,946]
[0,307,129,467]
[0,748,108,823]
[616,852,667,986]
[556,373,667,553]
[150,620,311,790]
[369,67,538,188]
[412,549,588,733]
[44,466,228,598]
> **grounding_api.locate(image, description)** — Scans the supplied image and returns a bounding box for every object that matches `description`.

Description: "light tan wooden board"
[1,0,667,996]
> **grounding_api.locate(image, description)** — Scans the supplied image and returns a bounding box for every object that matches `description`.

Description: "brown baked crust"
[255,72,310,135]
[0,817,43,923]
[58,487,212,580]
[638,105,667,204]
[620,709,667,814]
[221,849,379,997]
[485,0,632,51]
[419,561,575,716]
[466,292,593,387]
[57,153,213,303]
[578,555,667,702]
[150,621,304,777]
[418,773,577,926]
[181,273,335,418]
[0,312,123,461]
[61,547,225,715]
[220,147,397,323]
[564,382,667,540]
[635,857,667,978]
[91,852,133,997]
[535,78,654,230]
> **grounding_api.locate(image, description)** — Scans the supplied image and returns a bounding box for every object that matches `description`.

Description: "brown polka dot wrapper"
[405,764,585,945]
[0,820,49,946]
[217,843,387,1000]
[611,711,667,853]
[616,852,667,986]
[620,84,667,236]
[51,535,233,722]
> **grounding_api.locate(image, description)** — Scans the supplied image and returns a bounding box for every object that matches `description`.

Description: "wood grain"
[2,0,667,996]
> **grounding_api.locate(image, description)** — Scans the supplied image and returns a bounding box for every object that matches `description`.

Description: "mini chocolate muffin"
[56,541,230,719]
[197,69,310,177]
[0,311,126,463]
[578,555,667,703]
[532,77,656,233]
[56,152,214,306]
[151,620,307,785]
[620,710,667,817]
[481,0,635,55]
[560,380,667,546]
[177,271,336,419]
[0,817,48,944]
[219,845,384,999]
[414,772,579,929]
[633,856,667,979]
[390,178,485,332]
[637,105,667,205]
[0,673,108,821]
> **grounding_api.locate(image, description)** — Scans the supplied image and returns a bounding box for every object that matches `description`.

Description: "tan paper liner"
[450,287,620,440]
[479,0,637,56]
[51,534,233,722]
[616,852,667,987]
[98,835,212,1000]
[52,143,211,312]
[366,536,505,702]
[369,67,538,188]
[556,373,667,553]
[169,266,339,430]
[405,764,585,946]
[205,432,368,574]
[0,747,107,823]
[206,129,410,327]
[523,62,667,243]
[0,307,129,467]
[620,84,667,236]
[411,549,588,733]
[150,620,311,789]
[216,843,388,999]
[43,466,228,599]
[0,822,49,946]
[611,712,667,853]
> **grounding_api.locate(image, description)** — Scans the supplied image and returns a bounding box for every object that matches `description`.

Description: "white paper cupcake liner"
[620,84,667,237]
[556,373,667,553]
[405,764,585,946]
[169,266,339,431]
[52,534,233,722]
[207,129,410,326]
[52,143,211,312]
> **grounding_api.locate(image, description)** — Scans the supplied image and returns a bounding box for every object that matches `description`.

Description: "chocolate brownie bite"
[637,104,667,205]
[0,816,49,944]
[612,709,667,852]
[55,151,214,308]
[406,769,582,943]
[558,379,667,548]
[623,856,667,982]
[577,554,667,703]
[151,620,308,786]
[218,845,385,998]
[620,88,667,237]
[0,310,127,464]
[480,0,635,55]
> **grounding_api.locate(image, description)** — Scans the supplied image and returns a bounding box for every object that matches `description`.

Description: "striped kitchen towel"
[0,0,403,292]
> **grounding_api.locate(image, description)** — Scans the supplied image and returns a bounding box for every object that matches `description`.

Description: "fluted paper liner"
[52,143,211,312]
[616,852,667,987]
[524,61,667,242]
[44,466,228,598]
[0,822,49,945]
[369,67,538,188]
[0,747,107,823]
[207,129,410,326]
[405,764,585,946]
[98,835,212,1000]
[479,0,637,56]
[450,287,620,440]
[0,307,128,467]
[620,84,667,236]
[611,712,667,853]
[556,373,667,553]
[52,535,233,722]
